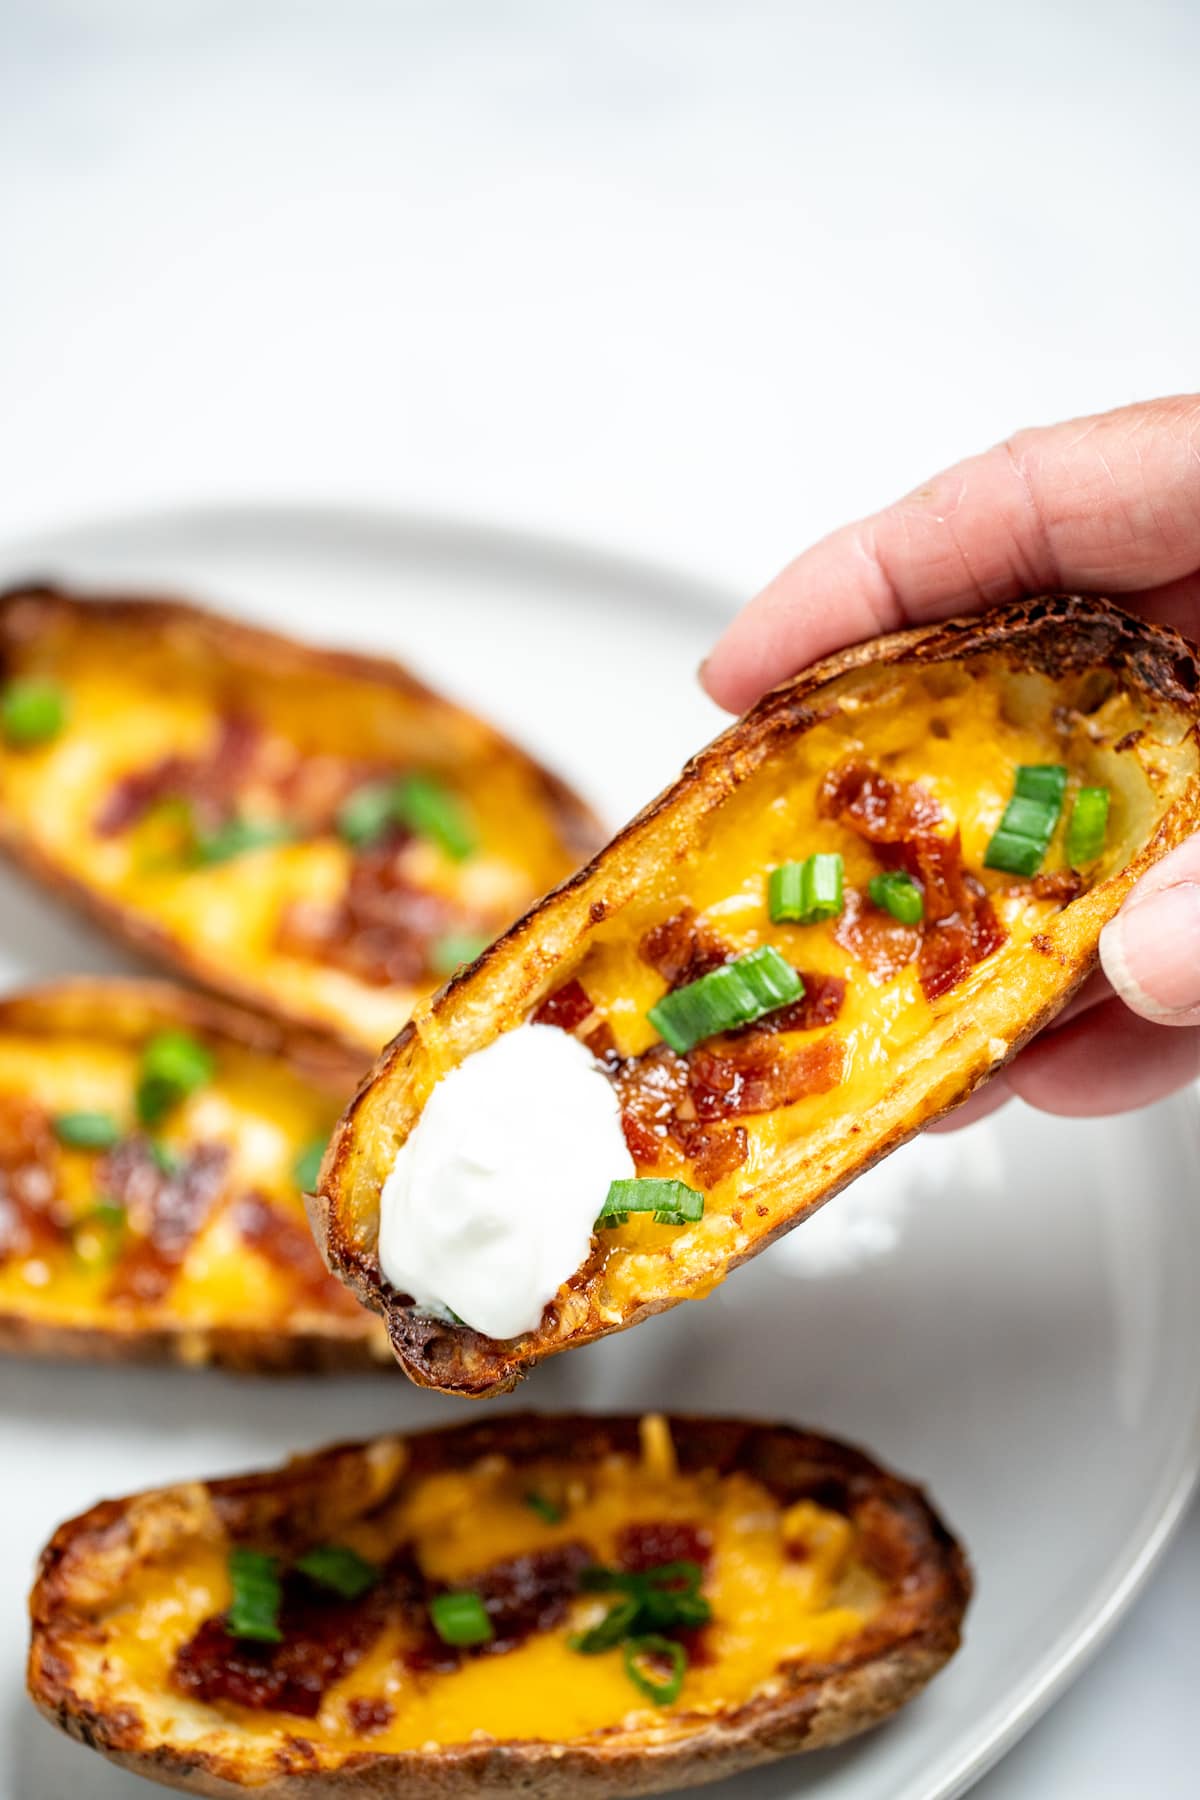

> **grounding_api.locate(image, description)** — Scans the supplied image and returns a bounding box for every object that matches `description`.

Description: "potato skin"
[0,585,603,1055]
[314,597,1200,1395]
[27,1412,971,1798]
[0,978,391,1373]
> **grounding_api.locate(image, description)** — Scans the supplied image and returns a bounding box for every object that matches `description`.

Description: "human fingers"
[1100,833,1200,1028]
[703,393,1200,713]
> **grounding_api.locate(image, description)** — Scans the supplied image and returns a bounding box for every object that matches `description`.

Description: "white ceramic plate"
[2,508,1198,1800]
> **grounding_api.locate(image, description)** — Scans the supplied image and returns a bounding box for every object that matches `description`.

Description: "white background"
[2,2,1198,1793]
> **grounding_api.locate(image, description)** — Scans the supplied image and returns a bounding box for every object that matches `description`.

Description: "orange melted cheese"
[547,664,1139,1318]
[101,1423,883,1752]
[0,619,585,1048]
[0,1026,369,1343]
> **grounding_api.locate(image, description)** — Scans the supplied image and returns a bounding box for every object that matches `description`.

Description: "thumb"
[1099,835,1200,1026]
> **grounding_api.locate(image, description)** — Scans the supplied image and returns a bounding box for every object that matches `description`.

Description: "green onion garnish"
[648,945,803,1054]
[867,871,924,925]
[1,678,67,747]
[189,815,295,866]
[52,1111,121,1151]
[430,931,490,977]
[226,1548,284,1643]
[569,1594,642,1654]
[135,1030,215,1126]
[768,853,844,925]
[623,1634,687,1706]
[293,1543,378,1600]
[429,1590,494,1647]
[292,1136,328,1194]
[598,1177,704,1229]
[148,1139,182,1176]
[984,764,1068,876]
[524,1490,565,1525]
[337,774,476,860]
[1066,786,1110,867]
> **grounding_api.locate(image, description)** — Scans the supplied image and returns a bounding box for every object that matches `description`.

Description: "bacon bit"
[231,1193,363,1316]
[639,909,732,990]
[688,1035,844,1120]
[1032,869,1085,903]
[346,1696,394,1735]
[823,758,1007,1000]
[835,886,921,983]
[674,1120,749,1188]
[532,979,595,1033]
[615,1521,712,1573]
[406,1543,594,1672]
[173,1557,415,1718]
[103,1140,229,1305]
[0,1096,65,1263]
[96,716,262,837]
[278,843,461,988]
[728,970,846,1036]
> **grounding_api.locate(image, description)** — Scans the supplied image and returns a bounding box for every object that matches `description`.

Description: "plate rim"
[2,499,1199,1800]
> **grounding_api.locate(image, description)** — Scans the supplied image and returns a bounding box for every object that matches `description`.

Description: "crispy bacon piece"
[639,909,732,989]
[102,1139,229,1305]
[615,1521,712,1573]
[346,1696,394,1734]
[688,1035,844,1120]
[96,716,262,837]
[822,758,1006,1001]
[174,1556,417,1718]
[1032,869,1085,903]
[834,887,921,984]
[231,1193,363,1316]
[0,1095,64,1263]
[532,980,595,1033]
[406,1542,594,1673]
[278,842,460,988]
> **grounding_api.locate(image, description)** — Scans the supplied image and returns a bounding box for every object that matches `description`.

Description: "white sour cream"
[378,1023,634,1341]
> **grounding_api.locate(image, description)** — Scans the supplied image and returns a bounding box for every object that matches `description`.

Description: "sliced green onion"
[226,1548,284,1643]
[189,815,295,866]
[768,853,844,925]
[1066,786,1110,866]
[648,945,803,1054]
[984,764,1068,875]
[867,871,924,925]
[430,931,490,977]
[523,1490,565,1525]
[148,1139,182,1176]
[337,774,476,860]
[578,1561,711,1633]
[293,1543,378,1599]
[429,1590,494,1647]
[623,1634,687,1706]
[598,1177,704,1228]
[569,1595,641,1654]
[136,1030,215,1126]
[292,1136,328,1195]
[52,1111,121,1151]
[1,678,67,747]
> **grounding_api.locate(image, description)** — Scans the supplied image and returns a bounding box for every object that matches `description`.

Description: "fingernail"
[1100,882,1200,1020]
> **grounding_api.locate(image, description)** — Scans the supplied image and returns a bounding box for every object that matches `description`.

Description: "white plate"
[2,508,1199,1800]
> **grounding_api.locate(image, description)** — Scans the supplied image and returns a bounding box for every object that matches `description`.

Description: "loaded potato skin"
[0,586,602,1053]
[315,598,1200,1394]
[0,979,389,1371]
[27,1412,970,1797]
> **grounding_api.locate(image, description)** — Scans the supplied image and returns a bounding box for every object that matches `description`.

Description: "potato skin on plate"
[27,1411,970,1798]
[0,978,389,1371]
[314,598,1200,1395]
[0,586,601,1053]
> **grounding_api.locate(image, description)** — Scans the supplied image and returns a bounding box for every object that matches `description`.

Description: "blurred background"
[2,2,1197,1796]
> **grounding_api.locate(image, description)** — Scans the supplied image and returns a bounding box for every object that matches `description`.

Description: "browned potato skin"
[27,1412,971,1798]
[314,598,1200,1395]
[0,978,391,1373]
[0,585,603,1056]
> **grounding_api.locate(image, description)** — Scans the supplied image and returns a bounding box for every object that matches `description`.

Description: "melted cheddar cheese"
[96,1420,884,1752]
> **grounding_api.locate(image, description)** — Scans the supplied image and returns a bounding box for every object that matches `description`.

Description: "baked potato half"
[316,597,1200,1395]
[28,1410,970,1797]
[0,978,389,1370]
[0,585,601,1052]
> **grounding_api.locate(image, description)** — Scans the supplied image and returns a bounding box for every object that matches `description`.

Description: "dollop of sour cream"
[378,1023,634,1341]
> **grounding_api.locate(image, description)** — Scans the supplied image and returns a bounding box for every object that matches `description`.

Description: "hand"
[701,394,1200,1122]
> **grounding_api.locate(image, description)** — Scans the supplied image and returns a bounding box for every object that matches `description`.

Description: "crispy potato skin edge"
[315,596,1200,1394]
[0,586,604,1057]
[0,976,390,1374]
[27,1412,971,1798]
